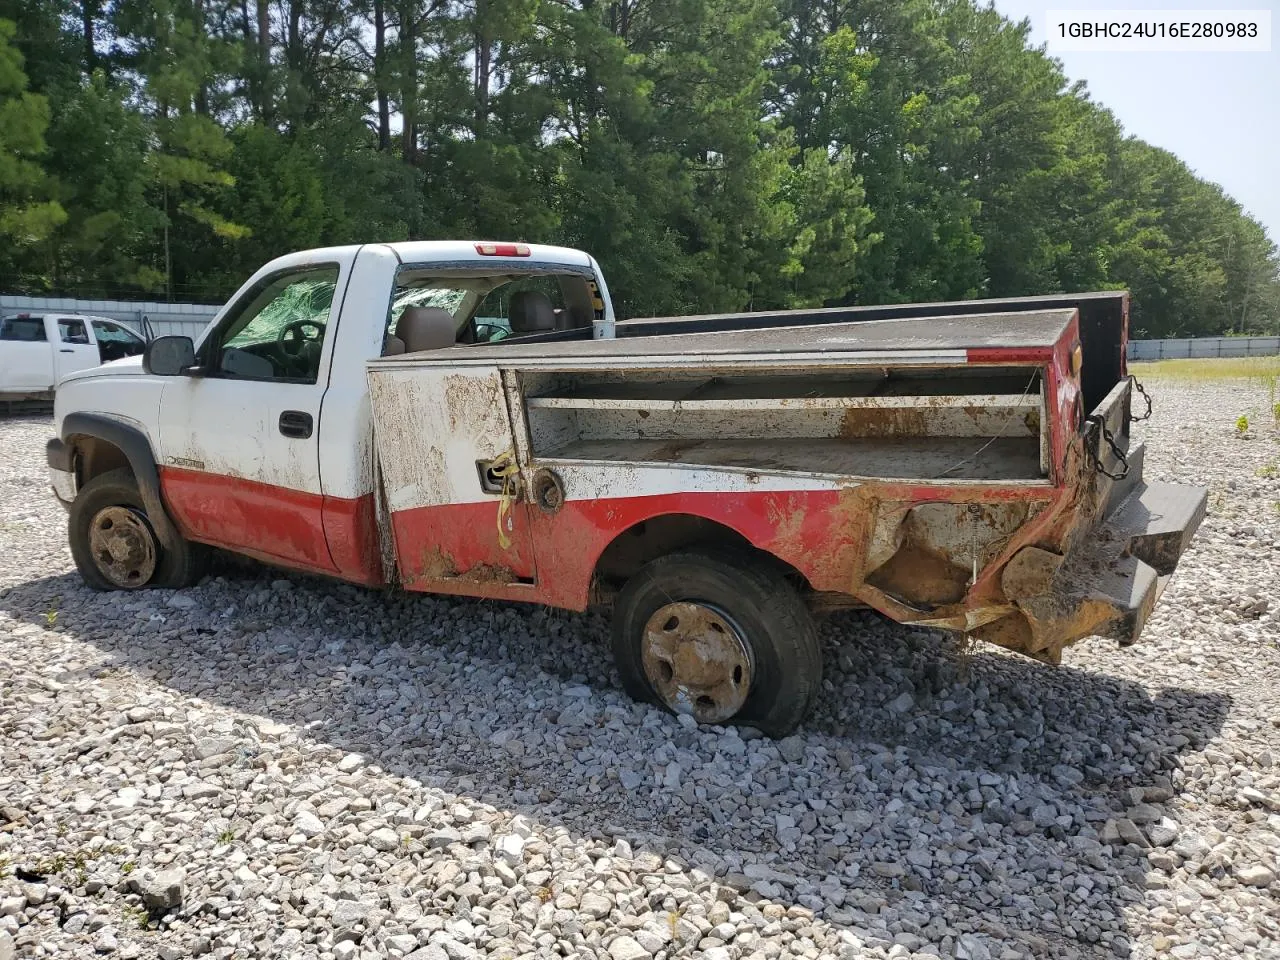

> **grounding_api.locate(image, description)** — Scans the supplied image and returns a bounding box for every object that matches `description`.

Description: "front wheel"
[610,550,823,737]
[69,468,208,591]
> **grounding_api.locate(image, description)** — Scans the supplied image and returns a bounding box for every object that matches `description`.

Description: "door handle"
[279,410,313,439]
[60,349,74,353]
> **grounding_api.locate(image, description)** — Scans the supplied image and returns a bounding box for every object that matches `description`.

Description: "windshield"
[0,317,46,342]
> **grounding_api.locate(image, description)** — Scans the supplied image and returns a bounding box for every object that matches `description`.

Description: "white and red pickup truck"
[46,241,1206,735]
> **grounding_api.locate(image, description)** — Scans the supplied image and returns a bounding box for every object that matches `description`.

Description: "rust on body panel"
[820,417,1159,663]
[453,562,519,584]
[867,539,970,606]
[836,400,1038,441]
[1001,546,1064,601]
[417,543,459,581]
[412,542,518,586]
[839,406,928,439]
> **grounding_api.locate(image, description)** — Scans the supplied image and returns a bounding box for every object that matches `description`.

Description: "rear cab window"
[384,268,599,353]
[0,316,47,341]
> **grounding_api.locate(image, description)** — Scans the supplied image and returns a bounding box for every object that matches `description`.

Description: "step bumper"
[1088,479,1207,645]
[989,476,1207,660]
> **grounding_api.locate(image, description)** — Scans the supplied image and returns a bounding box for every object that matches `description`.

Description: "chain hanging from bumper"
[1087,415,1130,480]
[1129,376,1153,422]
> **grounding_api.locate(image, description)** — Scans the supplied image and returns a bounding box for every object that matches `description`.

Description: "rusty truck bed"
[367,292,1204,667]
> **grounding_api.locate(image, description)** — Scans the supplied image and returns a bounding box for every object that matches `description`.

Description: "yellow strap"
[489,448,520,550]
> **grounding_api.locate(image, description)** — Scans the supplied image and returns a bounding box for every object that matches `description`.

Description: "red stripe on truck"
[160,470,1062,616]
[159,467,383,585]
[394,484,1058,612]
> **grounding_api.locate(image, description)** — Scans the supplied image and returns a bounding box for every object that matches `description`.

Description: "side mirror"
[143,335,196,376]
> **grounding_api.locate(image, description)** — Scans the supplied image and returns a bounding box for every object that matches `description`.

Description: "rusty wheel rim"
[88,506,158,589]
[641,601,754,723]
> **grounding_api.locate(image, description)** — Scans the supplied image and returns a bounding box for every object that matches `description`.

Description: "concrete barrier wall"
[1129,336,1280,361]
[0,294,220,341]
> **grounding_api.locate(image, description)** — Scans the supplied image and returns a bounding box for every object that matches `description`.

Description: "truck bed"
[370,313,1061,486]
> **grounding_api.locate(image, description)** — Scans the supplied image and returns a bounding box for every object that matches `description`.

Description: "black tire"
[611,549,822,737]
[69,468,208,591]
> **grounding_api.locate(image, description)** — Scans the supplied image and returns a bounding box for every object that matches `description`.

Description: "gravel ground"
[1,378,1278,960]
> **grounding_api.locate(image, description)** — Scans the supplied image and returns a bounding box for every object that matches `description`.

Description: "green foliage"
[1237,414,1250,435]
[0,0,1274,328]
[0,18,65,265]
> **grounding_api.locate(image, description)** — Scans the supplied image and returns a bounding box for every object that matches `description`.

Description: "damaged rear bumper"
[976,379,1207,660]
[1053,476,1206,647]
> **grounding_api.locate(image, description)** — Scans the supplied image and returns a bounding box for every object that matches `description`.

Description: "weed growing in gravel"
[121,861,135,875]
[1259,463,1279,479]
[217,829,235,844]
[32,853,67,875]
[26,847,99,886]
[1237,414,1250,435]
[0,855,10,879]
[121,904,152,931]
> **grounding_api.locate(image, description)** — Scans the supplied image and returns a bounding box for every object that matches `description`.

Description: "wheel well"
[70,435,132,487]
[593,513,811,593]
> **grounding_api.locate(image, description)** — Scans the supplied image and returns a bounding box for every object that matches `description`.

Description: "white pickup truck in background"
[0,312,148,402]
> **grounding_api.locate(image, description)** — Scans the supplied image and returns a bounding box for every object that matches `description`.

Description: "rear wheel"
[69,468,207,591]
[611,550,822,737]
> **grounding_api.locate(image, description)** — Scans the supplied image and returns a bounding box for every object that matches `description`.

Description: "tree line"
[1,0,1277,336]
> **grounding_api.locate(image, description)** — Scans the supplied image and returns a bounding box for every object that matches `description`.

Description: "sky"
[989,0,1279,245]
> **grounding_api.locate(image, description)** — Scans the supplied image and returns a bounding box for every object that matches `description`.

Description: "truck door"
[156,261,349,572]
[367,364,539,592]
[53,317,101,383]
[0,315,54,393]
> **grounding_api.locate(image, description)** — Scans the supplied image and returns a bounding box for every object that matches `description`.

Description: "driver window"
[215,266,339,383]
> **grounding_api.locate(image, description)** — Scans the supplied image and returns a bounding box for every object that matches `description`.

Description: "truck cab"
[48,241,614,583]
